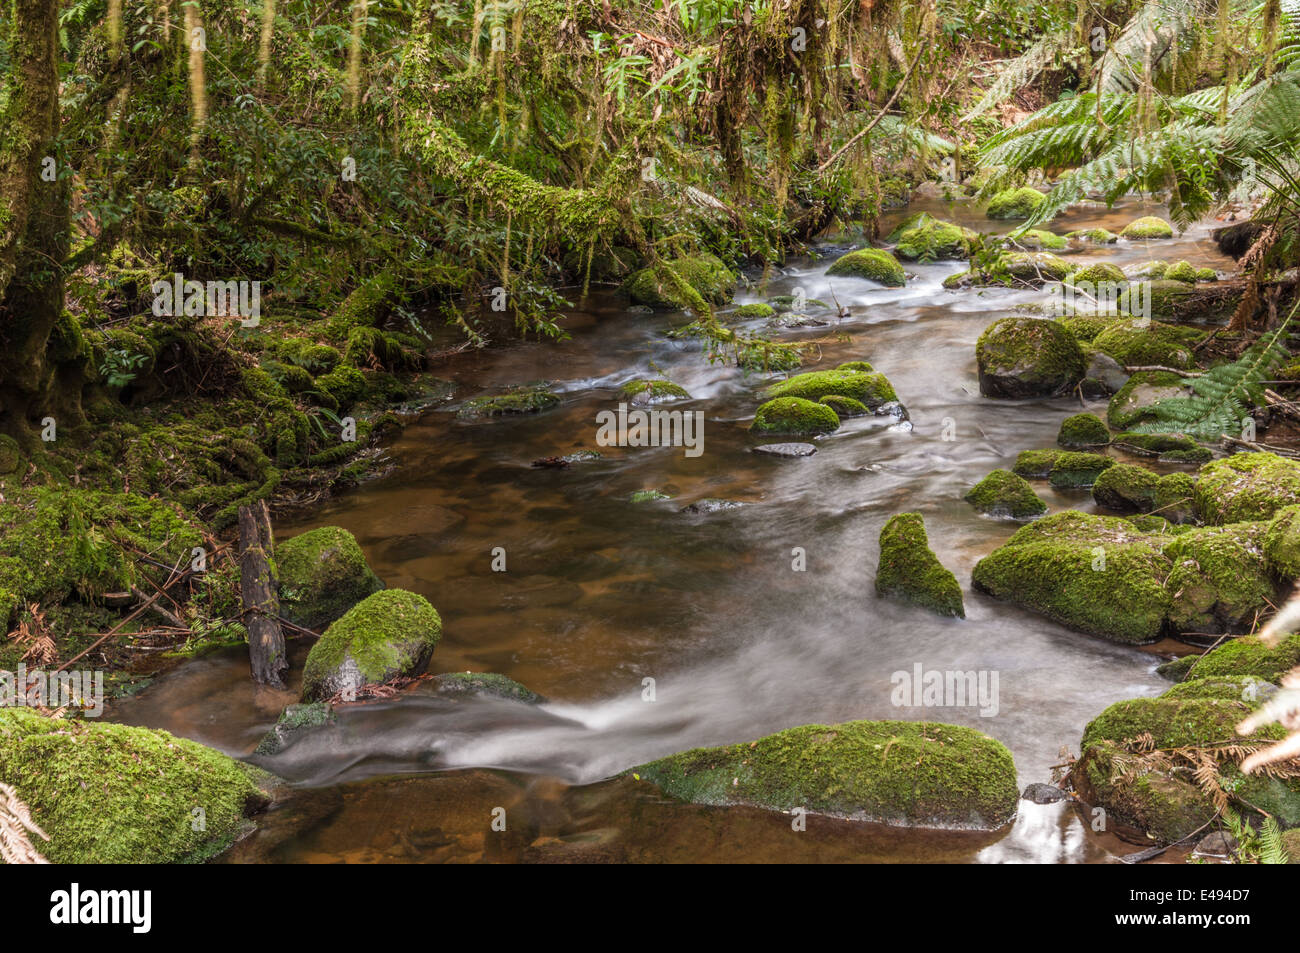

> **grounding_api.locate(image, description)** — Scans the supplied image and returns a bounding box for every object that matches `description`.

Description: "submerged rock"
[825,247,906,286]
[682,498,745,514]
[255,702,336,756]
[751,397,840,436]
[630,720,1018,830]
[422,671,545,704]
[976,317,1086,399]
[619,378,691,405]
[875,513,965,618]
[752,442,817,457]
[964,469,1047,519]
[456,387,560,420]
[301,589,442,701]
[278,525,384,631]
[0,709,270,863]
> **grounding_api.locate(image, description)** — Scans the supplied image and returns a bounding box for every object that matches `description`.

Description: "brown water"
[111,197,1235,863]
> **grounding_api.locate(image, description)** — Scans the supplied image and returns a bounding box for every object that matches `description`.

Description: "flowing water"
[110,197,1237,863]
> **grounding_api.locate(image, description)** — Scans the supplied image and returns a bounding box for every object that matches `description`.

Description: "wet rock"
[976,317,1086,399]
[985,186,1046,220]
[682,498,745,514]
[1195,452,1300,523]
[875,513,964,618]
[1263,504,1300,579]
[255,702,336,756]
[762,366,899,409]
[752,442,817,457]
[1021,783,1067,804]
[421,672,545,704]
[1193,830,1237,858]
[1106,370,1190,430]
[767,313,829,329]
[1047,451,1114,488]
[1013,448,1062,478]
[619,379,691,405]
[1121,215,1174,239]
[456,387,559,420]
[278,526,384,631]
[751,397,840,435]
[1065,227,1119,244]
[888,212,977,262]
[964,469,1047,519]
[825,247,906,286]
[301,589,442,701]
[630,720,1018,830]
[1057,412,1110,448]
[531,450,602,468]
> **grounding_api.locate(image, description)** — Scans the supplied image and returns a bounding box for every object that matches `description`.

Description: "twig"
[816,46,925,175]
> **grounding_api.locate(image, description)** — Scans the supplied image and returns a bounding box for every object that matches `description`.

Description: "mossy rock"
[1121,215,1174,240]
[875,513,965,617]
[835,360,874,373]
[1109,430,1211,463]
[1007,228,1066,250]
[1106,370,1188,430]
[0,709,268,863]
[976,317,1087,399]
[1163,522,1277,634]
[768,295,830,313]
[964,469,1047,519]
[1159,674,1275,703]
[1092,463,1161,512]
[751,397,840,436]
[1263,504,1300,580]
[1058,412,1110,448]
[985,187,1047,220]
[301,589,442,701]
[889,213,977,262]
[1153,472,1198,523]
[313,364,367,411]
[1174,631,1300,683]
[0,434,21,474]
[619,379,690,405]
[630,720,1017,829]
[1065,227,1119,244]
[1059,316,1121,345]
[971,511,1173,643]
[1128,260,1169,280]
[736,339,802,372]
[1196,267,1218,282]
[1164,260,1197,283]
[1063,262,1127,291]
[456,388,560,420]
[825,248,906,286]
[815,394,869,418]
[731,302,776,319]
[1048,451,1115,488]
[989,251,1074,286]
[254,702,336,756]
[624,254,737,309]
[278,526,384,631]
[1195,452,1300,524]
[1012,448,1062,478]
[1091,318,1202,370]
[424,672,545,703]
[762,368,898,409]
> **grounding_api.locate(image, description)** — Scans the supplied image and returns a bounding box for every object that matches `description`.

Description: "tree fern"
[961,28,1079,123]
[1132,310,1296,439]
[1095,0,1211,94]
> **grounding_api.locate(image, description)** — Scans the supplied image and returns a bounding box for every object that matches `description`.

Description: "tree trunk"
[238,500,287,687]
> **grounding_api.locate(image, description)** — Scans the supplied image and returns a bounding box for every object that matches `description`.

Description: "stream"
[109,196,1236,863]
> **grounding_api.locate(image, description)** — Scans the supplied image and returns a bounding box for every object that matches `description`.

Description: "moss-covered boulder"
[889,213,978,262]
[751,397,840,436]
[1195,452,1300,524]
[825,247,906,286]
[964,469,1047,519]
[1164,260,1197,282]
[1066,227,1119,244]
[1263,504,1300,580]
[985,186,1047,220]
[619,379,691,405]
[1167,631,1300,683]
[762,368,898,409]
[630,720,1018,829]
[1109,431,1211,463]
[994,251,1074,285]
[624,254,737,309]
[1121,215,1174,239]
[818,394,870,417]
[1058,412,1110,448]
[1012,448,1063,478]
[730,302,776,319]
[278,526,384,631]
[1091,318,1202,369]
[971,511,1173,643]
[875,513,965,617]
[1092,463,1161,512]
[1007,228,1066,250]
[1048,451,1115,488]
[456,387,560,420]
[0,710,268,863]
[1163,522,1276,634]
[1106,370,1188,430]
[1129,260,1169,279]
[1064,262,1127,289]
[301,589,442,701]
[254,702,336,756]
[976,317,1087,399]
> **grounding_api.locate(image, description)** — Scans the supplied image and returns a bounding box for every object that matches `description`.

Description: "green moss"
[1164,260,1197,283]
[751,397,840,435]
[1109,430,1211,463]
[619,379,690,404]
[1153,472,1197,523]
[1008,228,1066,250]
[1195,267,1218,282]
[971,511,1173,642]
[1160,674,1274,702]
[1058,412,1110,448]
[326,270,403,340]
[0,710,266,863]
[1163,522,1276,634]
[986,251,1074,285]
[457,387,560,420]
[1065,227,1119,243]
[1076,739,1218,844]
[1082,695,1272,751]
[825,247,906,286]
[1048,451,1115,488]
[1091,318,1203,370]
[964,469,1047,519]
[0,434,21,474]
[1263,504,1300,579]
[301,589,442,701]
[818,394,870,418]
[835,360,874,373]
[736,338,802,372]
[875,513,965,617]
[254,702,336,756]
[890,213,977,262]
[1059,316,1121,344]
[731,303,776,319]
[1176,631,1300,682]
[1092,463,1161,512]
[1121,215,1174,239]
[313,364,367,411]
[1064,262,1126,288]
[624,254,737,309]
[1107,370,1188,430]
[1195,452,1300,524]
[427,671,544,703]
[630,720,1017,829]
[762,368,898,408]
[985,186,1047,220]
[1012,448,1062,478]
[278,526,384,631]
[976,317,1086,398]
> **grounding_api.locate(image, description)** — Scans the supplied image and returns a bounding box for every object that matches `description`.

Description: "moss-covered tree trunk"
[0,0,73,443]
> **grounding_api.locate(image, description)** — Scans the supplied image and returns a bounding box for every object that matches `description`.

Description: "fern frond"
[1096,0,1212,94]
[962,29,1079,123]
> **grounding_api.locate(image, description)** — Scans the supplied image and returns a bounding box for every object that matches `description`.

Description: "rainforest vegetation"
[5,0,1300,867]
